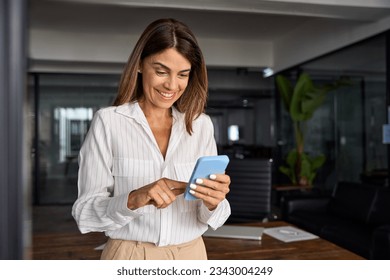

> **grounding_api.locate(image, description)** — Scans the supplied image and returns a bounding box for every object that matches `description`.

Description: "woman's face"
[140,48,191,111]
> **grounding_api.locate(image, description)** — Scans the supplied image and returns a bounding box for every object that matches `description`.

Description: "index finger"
[162,178,187,190]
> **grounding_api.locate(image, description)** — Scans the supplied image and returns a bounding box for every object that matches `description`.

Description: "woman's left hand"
[189,173,230,210]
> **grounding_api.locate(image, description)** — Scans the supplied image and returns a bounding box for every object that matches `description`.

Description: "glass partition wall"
[275,33,389,189]
[32,74,118,204]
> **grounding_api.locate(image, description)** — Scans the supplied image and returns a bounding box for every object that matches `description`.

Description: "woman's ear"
[137,60,143,73]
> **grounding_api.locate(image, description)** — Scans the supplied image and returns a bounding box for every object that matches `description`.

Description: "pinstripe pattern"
[72,102,231,246]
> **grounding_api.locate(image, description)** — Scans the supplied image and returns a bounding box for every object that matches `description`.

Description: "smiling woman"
[140,48,191,110]
[71,18,231,260]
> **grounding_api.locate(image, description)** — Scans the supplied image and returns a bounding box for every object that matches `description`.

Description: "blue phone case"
[184,155,230,200]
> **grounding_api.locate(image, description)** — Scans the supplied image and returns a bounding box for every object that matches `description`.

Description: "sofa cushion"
[328,182,376,224]
[321,223,372,259]
[368,188,390,226]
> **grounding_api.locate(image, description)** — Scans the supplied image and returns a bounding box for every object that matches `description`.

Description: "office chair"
[225,158,272,223]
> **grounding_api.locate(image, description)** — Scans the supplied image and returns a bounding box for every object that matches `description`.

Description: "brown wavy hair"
[113,18,208,134]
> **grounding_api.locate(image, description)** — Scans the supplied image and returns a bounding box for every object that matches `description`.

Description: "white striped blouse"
[72,102,231,246]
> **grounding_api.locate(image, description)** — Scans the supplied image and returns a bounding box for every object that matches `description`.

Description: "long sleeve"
[199,199,231,229]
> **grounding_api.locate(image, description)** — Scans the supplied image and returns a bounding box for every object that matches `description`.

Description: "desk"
[204,221,364,260]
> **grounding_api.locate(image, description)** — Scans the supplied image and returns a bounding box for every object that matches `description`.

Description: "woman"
[72,18,231,260]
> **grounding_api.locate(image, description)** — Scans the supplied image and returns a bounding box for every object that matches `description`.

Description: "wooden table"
[204,221,364,260]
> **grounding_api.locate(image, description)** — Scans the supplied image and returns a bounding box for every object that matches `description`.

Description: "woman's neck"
[138,101,172,127]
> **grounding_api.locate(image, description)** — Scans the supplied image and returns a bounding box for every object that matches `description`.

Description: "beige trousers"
[100,236,208,260]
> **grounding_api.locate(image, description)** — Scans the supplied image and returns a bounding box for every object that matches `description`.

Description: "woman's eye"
[156,71,167,76]
[179,73,189,78]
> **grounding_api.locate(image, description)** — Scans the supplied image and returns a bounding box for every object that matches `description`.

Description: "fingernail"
[190,183,197,190]
[196,178,203,184]
[209,174,217,180]
[189,190,195,195]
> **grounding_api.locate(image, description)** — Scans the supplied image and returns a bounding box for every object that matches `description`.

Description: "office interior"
[1,0,390,260]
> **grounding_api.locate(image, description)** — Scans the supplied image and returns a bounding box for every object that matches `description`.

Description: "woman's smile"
[157,89,176,100]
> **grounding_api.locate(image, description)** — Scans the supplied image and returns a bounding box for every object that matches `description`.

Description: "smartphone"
[184,155,230,200]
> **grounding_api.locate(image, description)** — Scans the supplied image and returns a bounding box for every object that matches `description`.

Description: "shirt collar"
[115,101,184,125]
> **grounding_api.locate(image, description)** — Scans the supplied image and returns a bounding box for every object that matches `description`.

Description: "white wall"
[199,38,273,69]
[29,28,273,73]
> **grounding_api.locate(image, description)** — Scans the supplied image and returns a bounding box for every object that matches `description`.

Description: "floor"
[32,205,107,260]
[32,164,106,259]
[33,205,77,234]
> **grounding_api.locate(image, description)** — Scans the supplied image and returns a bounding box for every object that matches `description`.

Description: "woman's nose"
[163,76,178,90]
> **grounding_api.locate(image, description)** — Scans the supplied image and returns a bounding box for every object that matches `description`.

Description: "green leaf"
[275,75,293,112]
[301,77,352,120]
[307,172,316,185]
[279,165,297,185]
[311,154,326,170]
[286,149,298,167]
[301,89,327,120]
[300,153,312,178]
[290,73,315,121]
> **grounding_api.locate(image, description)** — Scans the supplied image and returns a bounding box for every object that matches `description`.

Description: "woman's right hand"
[127,178,186,210]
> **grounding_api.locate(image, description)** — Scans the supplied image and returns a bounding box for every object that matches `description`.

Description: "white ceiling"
[30,0,390,39]
[29,0,390,72]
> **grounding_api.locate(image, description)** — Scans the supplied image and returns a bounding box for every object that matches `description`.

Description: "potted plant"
[276,72,349,187]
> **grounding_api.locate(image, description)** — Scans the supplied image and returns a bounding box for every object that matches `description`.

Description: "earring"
[137,69,142,74]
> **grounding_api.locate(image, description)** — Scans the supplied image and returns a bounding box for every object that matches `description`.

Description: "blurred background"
[1,0,389,259]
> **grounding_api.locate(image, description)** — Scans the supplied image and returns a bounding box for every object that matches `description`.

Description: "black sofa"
[281,182,390,259]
